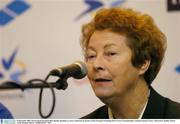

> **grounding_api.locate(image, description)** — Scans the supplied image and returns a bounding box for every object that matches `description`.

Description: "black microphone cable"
[38,74,56,119]
[27,75,56,119]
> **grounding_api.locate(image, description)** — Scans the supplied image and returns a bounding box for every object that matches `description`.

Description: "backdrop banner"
[0,0,180,118]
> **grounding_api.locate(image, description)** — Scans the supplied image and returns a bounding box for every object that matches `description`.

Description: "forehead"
[87,30,129,49]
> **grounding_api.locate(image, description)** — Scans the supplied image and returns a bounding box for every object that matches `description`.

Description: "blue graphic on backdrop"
[2,48,18,71]
[176,65,180,74]
[75,0,126,20]
[0,47,27,83]
[0,0,31,26]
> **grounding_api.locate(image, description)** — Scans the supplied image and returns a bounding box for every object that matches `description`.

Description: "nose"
[93,55,105,71]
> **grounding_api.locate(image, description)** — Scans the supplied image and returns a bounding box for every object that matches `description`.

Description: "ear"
[138,60,150,75]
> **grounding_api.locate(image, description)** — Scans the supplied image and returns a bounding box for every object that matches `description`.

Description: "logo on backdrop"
[0,0,31,26]
[75,0,126,20]
[176,65,180,74]
[167,0,180,11]
[0,47,27,84]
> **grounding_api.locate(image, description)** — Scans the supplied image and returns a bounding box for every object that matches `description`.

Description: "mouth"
[94,78,112,83]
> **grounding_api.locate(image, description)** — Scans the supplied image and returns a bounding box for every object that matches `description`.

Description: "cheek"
[110,61,138,82]
[115,66,139,85]
[86,63,93,79]
[107,61,125,77]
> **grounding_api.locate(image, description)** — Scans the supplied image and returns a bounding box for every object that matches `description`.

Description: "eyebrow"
[87,43,117,50]
[104,43,117,49]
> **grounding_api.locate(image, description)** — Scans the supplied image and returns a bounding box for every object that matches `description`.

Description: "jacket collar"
[142,87,166,119]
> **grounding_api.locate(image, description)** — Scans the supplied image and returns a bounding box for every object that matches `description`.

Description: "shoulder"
[143,87,180,119]
[0,102,13,119]
[81,105,108,119]
[164,98,180,118]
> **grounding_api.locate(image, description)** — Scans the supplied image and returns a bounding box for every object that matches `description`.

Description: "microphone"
[49,61,87,79]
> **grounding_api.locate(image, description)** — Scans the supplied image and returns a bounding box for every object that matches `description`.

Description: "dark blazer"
[81,87,180,119]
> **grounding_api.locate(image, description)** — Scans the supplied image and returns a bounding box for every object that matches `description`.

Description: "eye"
[85,53,96,61]
[87,55,95,59]
[106,52,117,56]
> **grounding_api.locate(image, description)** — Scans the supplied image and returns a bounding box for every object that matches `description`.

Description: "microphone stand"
[0,77,68,118]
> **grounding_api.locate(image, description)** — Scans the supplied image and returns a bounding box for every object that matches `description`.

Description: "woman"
[80,7,180,119]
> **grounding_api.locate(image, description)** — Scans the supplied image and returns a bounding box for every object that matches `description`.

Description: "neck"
[102,79,149,119]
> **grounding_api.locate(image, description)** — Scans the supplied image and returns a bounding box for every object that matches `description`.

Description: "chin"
[94,89,113,100]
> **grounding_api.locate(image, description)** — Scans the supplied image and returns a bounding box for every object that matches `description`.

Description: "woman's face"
[85,30,142,100]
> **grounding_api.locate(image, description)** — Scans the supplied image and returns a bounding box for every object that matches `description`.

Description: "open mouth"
[94,78,112,82]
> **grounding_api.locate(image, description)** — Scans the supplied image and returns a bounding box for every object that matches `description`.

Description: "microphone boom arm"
[0,78,68,91]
